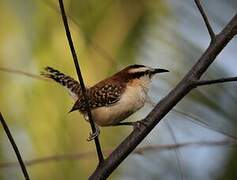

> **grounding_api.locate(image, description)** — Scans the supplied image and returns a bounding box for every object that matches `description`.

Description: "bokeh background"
[0,0,237,179]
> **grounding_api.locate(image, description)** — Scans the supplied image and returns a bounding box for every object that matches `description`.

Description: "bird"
[41,64,169,140]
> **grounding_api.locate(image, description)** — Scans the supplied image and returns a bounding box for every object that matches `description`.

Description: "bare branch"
[0,150,98,168]
[0,140,236,168]
[90,13,237,179]
[194,0,216,41]
[57,0,104,163]
[196,77,237,86]
[165,120,184,180]
[0,113,30,180]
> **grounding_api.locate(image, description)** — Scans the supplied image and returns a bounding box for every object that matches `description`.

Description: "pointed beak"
[153,68,169,74]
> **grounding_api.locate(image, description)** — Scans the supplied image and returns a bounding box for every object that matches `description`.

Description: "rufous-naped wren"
[42,65,168,140]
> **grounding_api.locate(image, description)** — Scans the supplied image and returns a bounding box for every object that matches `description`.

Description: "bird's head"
[119,64,168,81]
[116,64,169,89]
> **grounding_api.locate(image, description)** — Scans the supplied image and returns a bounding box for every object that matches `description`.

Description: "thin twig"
[0,67,48,81]
[57,0,104,163]
[194,0,216,41]
[0,113,30,180]
[165,120,184,180]
[0,139,236,168]
[196,77,237,86]
[0,150,98,168]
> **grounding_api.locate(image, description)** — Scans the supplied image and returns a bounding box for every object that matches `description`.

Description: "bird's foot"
[132,119,148,130]
[87,125,100,141]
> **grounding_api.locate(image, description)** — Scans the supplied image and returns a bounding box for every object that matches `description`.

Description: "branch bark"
[89,9,237,180]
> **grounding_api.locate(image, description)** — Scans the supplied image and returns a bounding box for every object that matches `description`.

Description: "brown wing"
[72,83,124,112]
[90,83,123,107]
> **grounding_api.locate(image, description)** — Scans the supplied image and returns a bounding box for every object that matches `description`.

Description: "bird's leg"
[112,122,134,126]
[113,119,148,130]
[83,113,100,141]
[87,124,100,141]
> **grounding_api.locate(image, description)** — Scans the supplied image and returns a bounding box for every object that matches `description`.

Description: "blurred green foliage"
[1,0,237,179]
[0,0,167,179]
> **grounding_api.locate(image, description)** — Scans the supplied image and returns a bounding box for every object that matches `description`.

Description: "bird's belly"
[91,86,147,126]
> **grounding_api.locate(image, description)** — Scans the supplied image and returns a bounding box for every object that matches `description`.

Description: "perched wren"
[42,64,168,140]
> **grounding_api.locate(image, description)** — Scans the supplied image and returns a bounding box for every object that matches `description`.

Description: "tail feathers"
[41,66,81,100]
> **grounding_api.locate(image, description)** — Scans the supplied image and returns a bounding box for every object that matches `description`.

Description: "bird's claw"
[133,119,148,130]
[87,125,100,141]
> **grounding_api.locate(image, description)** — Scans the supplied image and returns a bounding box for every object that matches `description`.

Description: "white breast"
[91,78,151,126]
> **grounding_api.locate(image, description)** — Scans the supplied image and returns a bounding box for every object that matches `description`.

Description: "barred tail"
[41,66,81,99]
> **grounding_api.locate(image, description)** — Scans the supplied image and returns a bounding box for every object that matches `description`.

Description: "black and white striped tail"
[41,66,81,99]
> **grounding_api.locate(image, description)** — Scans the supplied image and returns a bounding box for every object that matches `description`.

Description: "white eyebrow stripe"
[128,67,152,73]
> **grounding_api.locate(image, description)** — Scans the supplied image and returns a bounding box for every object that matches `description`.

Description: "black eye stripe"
[130,70,150,79]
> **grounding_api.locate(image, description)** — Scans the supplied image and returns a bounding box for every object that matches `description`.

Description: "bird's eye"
[129,70,152,79]
[145,70,150,75]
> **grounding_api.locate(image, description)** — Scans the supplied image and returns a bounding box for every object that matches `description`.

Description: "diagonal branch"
[89,12,237,179]
[0,113,30,180]
[194,0,216,41]
[196,77,237,86]
[57,0,104,163]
